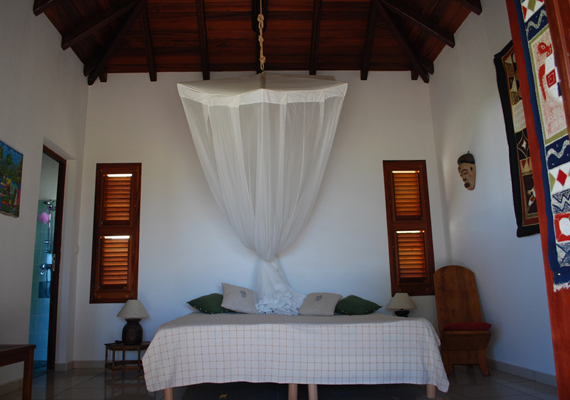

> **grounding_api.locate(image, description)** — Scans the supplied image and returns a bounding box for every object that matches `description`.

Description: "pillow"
[187,293,231,314]
[443,322,492,331]
[298,292,343,316]
[221,283,258,314]
[335,295,381,315]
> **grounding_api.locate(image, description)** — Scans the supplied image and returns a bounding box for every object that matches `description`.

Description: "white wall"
[75,71,447,361]
[429,0,555,376]
[0,1,87,387]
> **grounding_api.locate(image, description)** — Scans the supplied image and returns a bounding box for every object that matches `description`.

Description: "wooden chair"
[434,265,492,375]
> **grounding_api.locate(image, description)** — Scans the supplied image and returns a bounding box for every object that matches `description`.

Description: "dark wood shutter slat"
[102,175,133,223]
[100,237,130,286]
[397,231,427,280]
[393,172,422,218]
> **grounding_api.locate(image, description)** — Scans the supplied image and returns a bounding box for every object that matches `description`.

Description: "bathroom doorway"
[29,146,66,374]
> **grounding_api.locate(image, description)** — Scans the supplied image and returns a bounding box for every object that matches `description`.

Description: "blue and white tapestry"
[514,0,570,290]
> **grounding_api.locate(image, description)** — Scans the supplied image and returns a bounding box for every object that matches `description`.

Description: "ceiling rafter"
[452,0,482,15]
[36,0,479,84]
[372,0,429,83]
[379,0,455,48]
[196,0,210,80]
[61,0,138,50]
[87,0,149,85]
[33,0,66,16]
[140,5,157,82]
[360,0,378,81]
[309,0,323,75]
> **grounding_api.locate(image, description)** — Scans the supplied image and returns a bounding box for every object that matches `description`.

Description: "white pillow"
[221,283,258,314]
[298,292,343,316]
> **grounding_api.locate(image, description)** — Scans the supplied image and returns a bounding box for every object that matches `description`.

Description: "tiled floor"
[0,366,558,400]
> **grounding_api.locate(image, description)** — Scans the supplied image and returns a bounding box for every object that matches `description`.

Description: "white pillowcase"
[298,292,343,316]
[221,283,258,314]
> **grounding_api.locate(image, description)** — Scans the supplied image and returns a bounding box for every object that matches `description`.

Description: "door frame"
[42,146,66,370]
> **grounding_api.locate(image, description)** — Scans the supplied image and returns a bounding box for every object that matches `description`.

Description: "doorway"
[29,146,66,375]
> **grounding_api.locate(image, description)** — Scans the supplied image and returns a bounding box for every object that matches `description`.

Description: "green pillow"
[335,295,381,315]
[188,293,231,314]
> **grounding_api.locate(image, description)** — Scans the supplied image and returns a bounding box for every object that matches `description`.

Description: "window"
[383,160,435,296]
[90,163,141,303]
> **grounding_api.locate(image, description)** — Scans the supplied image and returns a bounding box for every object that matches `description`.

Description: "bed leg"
[308,384,318,400]
[164,387,174,400]
[426,384,436,399]
[288,384,298,400]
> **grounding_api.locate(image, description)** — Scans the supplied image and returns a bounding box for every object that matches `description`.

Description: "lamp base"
[394,310,410,317]
[122,319,143,345]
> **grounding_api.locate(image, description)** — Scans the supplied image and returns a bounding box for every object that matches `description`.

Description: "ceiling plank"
[140,5,157,82]
[452,0,482,15]
[372,0,429,83]
[379,0,455,48]
[196,0,210,80]
[88,0,149,85]
[33,0,65,16]
[360,0,378,81]
[62,0,137,50]
[309,0,323,75]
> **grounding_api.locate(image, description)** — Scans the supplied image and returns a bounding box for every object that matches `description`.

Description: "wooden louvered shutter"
[90,164,141,303]
[384,161,434,296]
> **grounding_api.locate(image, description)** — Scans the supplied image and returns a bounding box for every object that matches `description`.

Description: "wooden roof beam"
[62,0,137,50]
[33,0,65,16]
[88,0,148,85]
[309,0,323,75]
[196,0,210,80]
[140,5,157,82]
[379,0,455,48]
[372,0,429,83]
[452,0,482,15]
[360,0,378,81]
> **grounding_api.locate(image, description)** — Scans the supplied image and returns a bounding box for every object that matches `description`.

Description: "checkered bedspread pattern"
[142,313,449,393]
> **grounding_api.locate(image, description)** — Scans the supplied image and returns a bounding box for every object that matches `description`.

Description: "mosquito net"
[178,73,347,314]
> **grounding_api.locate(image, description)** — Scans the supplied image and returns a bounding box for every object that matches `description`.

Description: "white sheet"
[142,313,449,393]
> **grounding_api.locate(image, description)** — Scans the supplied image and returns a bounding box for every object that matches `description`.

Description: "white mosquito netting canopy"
[178,73,347,314]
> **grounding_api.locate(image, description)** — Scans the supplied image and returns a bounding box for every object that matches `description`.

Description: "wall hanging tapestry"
[494,41,540,237]
[512,0,570,290]
[0,140,23,218]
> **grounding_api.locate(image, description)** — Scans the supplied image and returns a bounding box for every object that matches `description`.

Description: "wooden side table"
[104,341,149,378]
[0,344,36,400]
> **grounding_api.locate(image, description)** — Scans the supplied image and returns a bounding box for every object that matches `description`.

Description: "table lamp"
[387,292,416,317]
[117,299,149,345]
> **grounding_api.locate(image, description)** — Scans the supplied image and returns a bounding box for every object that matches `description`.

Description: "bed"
[142,312,449,399]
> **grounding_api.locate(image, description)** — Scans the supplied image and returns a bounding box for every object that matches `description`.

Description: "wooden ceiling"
[33,0,481,85]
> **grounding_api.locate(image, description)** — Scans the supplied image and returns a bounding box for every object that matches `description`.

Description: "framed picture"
[0,140,23,218]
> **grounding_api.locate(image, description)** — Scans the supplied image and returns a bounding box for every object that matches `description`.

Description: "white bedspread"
[142,313,449,393]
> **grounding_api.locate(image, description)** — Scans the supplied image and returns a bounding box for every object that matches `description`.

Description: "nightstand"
[104,341,149,378]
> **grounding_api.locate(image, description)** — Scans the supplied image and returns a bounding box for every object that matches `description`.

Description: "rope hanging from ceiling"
[257,0,266,71]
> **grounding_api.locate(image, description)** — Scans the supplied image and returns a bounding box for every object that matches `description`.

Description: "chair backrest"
[433,265,484,337]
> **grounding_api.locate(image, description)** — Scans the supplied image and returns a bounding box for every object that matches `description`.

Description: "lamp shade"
[386,293,417,311]
[117,299,149,319]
